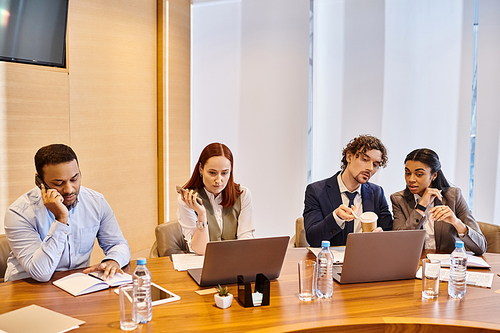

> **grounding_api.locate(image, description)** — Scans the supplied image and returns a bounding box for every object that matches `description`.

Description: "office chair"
[150,220,189,258]
[477,221,500,254]
[0,234,11,282]
[293,217,310,248]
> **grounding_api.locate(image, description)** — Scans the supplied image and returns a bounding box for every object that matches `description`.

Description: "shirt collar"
[67,197,79,211]
[337,172,361,195]
[203,187,222,203]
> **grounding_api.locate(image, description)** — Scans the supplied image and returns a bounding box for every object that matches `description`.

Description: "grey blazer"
[390,187,486,255]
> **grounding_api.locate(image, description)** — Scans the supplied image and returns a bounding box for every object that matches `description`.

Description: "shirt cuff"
[48,219,71,241]
[458,224,468,238]
[333,211,345,229]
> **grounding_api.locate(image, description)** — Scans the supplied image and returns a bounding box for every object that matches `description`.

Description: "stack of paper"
[415,266,494,288]
[171,253,204,271]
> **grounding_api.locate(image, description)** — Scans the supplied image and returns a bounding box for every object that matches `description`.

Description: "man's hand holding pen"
[335,204,358,221]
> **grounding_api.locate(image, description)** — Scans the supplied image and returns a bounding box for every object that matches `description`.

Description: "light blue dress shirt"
[4,186,130,282]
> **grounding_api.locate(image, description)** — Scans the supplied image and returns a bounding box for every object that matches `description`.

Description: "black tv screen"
[0,0,69,68]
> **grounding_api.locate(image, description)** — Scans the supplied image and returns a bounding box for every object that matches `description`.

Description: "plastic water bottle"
[133,258,152,323]
[448,240,467,299]
[316,240,334,299]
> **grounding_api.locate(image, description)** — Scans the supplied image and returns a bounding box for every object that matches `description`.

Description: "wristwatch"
[196,221,208,229]
[415,203,427,212]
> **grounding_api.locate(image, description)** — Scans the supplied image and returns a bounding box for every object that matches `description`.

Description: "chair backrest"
[152,220,189,257]
[294,217,310,247]
[0,234,12,282]
[477,221,500,254]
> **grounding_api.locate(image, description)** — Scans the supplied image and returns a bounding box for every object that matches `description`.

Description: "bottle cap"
[321,240,330,248]
[455,240,464,248]
[137,258,147,265]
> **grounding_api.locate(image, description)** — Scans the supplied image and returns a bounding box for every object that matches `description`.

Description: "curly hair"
[340,135,388,170]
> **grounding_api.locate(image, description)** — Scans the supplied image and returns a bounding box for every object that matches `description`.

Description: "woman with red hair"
[177,143,254,255]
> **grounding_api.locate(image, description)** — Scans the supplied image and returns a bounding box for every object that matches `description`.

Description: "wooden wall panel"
[68,1,158,260]
[0,63,70,231]
[0,0,192,264]
[166,0,191,222]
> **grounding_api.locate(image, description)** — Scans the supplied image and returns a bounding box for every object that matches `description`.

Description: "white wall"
[475,0,500,224]
[380,0,465,197]
[312,0,500,225]
[192,0,500,236]
[192,0,310,238]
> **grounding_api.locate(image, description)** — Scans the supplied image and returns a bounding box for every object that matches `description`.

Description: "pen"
[350,208,359,220]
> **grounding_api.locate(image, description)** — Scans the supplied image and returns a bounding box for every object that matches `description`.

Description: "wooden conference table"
[2,249,500,332]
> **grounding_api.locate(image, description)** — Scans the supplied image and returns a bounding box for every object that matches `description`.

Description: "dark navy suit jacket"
[303,171,393,247]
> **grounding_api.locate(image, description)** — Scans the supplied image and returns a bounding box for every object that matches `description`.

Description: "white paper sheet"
[307,246,345,264]
[171,253,204,271]
[426,253,491,268]
[416,266,494,288]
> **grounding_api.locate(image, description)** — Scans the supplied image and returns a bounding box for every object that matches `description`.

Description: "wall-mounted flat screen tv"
[0,0,69,68]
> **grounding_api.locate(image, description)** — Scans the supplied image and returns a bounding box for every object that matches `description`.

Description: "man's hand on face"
[83,260,123,281]
[41,184,69,224]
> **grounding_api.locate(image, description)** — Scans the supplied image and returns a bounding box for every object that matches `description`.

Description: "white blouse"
[414,193,436,250]
[176,186,255,250]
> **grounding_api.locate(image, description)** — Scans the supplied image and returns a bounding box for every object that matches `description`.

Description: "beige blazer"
[390,187,486,255]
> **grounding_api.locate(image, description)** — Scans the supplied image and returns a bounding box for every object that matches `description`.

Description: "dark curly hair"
[340,135,388,170]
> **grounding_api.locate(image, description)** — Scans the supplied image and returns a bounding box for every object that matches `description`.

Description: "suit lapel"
[361,183,373,212]
[326,172,342,211]
[403,188,416,209]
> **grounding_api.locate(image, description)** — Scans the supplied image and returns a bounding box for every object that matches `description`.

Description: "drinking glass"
[119,284,137,330]
[422,259,440,299]
[298,260,316,301]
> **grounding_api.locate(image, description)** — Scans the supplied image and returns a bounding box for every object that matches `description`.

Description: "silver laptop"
[332,229,425,284]
[187,236,290,287]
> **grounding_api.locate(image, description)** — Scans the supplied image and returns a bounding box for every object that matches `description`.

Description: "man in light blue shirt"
[4,144,130,282]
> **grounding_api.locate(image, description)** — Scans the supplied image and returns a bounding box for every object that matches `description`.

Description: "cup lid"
[360,211,378,222]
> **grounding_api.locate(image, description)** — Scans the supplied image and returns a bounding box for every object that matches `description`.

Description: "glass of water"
[422,259,440,299]
[298,260,316,301]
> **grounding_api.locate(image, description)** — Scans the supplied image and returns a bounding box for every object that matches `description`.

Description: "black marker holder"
[237,273,270,307]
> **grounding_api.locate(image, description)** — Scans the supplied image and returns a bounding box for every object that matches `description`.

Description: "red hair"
[183,143,242,208]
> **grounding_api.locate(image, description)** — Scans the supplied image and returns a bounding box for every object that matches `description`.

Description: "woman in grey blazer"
[391,148,486,255]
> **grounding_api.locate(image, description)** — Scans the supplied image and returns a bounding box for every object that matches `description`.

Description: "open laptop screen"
[334,229,426,284]
[188,236,290,287]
